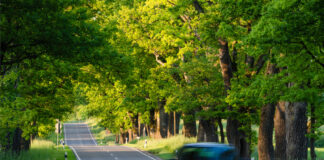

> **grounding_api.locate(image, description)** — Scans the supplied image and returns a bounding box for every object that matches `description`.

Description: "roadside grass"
[0,126,76,160]
[124,135,196,160]
[0,138,76,160]
[86,118,116,145]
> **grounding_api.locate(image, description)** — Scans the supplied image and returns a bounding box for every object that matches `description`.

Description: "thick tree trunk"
[217,118,225,143]
[176,112,180,134]
[198,118,217,142]
[11,128,30,152]
[219,39,248,158]
[286,102,307,160]
[258,62,277,160]
[183,113,197,137]
[115,133,119,144]
[274,102,286,160]
[310,104,316,160]
[168,112,174,137]
[131,114,139,139]
[149,109,160,138]
[159,105,168,138]
[197,119,206,142]
[128,129,133,142]
[258,103,275,160]
[119,129,128,144]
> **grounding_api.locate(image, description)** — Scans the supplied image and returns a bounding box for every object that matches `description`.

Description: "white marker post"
[65,151,67,160]
[144,139,147,148]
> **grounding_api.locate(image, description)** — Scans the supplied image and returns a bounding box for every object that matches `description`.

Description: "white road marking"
[123,146,156,160]
[70,146,82,160]
[85,124,98,145]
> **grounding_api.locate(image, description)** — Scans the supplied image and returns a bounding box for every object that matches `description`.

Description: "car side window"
[219,150,238,160]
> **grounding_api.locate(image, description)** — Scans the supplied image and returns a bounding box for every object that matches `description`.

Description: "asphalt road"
[64,123,159,160]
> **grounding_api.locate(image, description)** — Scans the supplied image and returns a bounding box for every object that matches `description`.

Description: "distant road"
[64,123,159,160]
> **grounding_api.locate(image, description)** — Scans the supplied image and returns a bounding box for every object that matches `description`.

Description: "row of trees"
[1,0,323,160]
[0,0,114,153]
[77,0,324,160]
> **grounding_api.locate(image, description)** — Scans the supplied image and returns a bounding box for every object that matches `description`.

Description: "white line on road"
[123,146,156,160]
[70,146,82,160]
[86,124,98,145]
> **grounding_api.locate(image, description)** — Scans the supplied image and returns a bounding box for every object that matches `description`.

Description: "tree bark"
[197,119,206,142]
[286,102,308,160]
[183,113,197,137]
[310,104,316,160]
[198,118,218,142]
[159,104,168,138]
[168,112,174,137]
[219,38,249,158]
[274,102,286,160]
[258,103,275,160]
[258,62,277,160]
[131,114,139,138]
[176,112,180,134]
[115,133,119,144]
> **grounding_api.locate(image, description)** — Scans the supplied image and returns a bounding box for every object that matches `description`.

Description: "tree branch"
[301,41,324,68]
[153,51,165,66]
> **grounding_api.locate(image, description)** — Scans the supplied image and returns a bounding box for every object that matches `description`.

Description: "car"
[176,143,239,160]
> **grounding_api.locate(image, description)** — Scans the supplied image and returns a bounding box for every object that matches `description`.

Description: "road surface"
[64,123,159,160]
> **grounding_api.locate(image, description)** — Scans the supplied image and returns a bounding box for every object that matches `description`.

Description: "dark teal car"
[177,143,239,160]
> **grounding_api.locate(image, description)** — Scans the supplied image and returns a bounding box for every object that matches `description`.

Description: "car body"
[177,143,239,160]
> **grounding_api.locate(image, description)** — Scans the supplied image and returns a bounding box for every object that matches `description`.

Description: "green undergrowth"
[124,135,196,159]
[0,138,76,160]
[86,118,116,145]
[0,126,76,160]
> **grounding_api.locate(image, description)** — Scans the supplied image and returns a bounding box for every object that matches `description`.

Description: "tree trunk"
[131,114,139,138]
[149,109,161,138]
[176,112,180,134]
[115,133,119,144]
[119,129,128,144]
[310,104,316,160]
[128,129,133,142]
[198,118,217,142]
[168,112,174,137]
[197,119,206,142]
[286,102,307,160]
[11,128,30,153]
[258,62,277,160]
[159,105,168,138]
[258,103,275,160]
[217,118,225,143]
[274,102,286,160]
[219,38,249,158]
[183,113,197,137]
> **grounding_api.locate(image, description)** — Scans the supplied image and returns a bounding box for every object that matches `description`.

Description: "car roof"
[182,143,235,149]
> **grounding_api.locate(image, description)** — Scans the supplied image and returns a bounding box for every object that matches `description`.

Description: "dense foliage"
[1,0,323,159]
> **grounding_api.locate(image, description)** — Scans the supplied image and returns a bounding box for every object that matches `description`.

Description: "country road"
[64,123,160,160]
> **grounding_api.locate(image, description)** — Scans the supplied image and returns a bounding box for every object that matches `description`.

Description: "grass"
[0,138,76,160]
[86,118,116,145]
[0,125,76,160]
[123,135,196,159]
